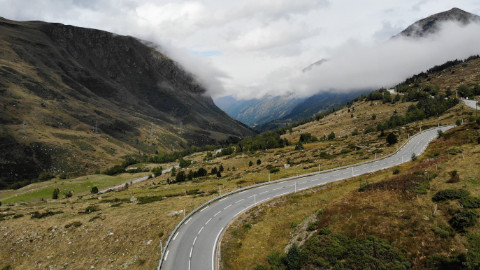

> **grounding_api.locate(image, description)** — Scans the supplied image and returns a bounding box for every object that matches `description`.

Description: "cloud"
[276,21,480,97]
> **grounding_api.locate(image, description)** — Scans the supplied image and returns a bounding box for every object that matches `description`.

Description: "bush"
[393,168,400,175]
[84,205,99,214]
[179,158,191,168]
[90,186,99,194]
[137,196,163,204]
[449,210,478,232]
[257,159,262,165]
[432,189,470,202]
[456,119,462,126]
[351,129,359,136]
[151,166,163,177]
[411,153,417,161]
[175,171,186,182]
[64,191,73,198]
[386,132,398,145]
[59,173,67,179]
[364,126,375,134]
[65,221,82,229]
[38,173,55,181]
[31,210,63,219]
[295,142,304,150]
[299,133,318,143]
[249,160,253,166]
[52,188,60,199]
[460,196,480,209]
[327,132,336,140]
[437,130,444,138]
[103,165,125,176]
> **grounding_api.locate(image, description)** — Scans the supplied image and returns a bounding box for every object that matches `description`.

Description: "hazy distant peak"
[399,7,480,38]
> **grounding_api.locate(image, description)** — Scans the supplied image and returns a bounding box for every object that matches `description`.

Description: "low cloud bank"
[264,21,480,98]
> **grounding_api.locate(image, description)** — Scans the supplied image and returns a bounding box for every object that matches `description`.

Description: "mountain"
[254,91,365,132]
[399,7,480,38]
[0,17,254,188]
[214,94,306,127]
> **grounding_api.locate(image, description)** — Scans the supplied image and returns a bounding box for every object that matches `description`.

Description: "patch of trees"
[377,96,459,131]
[237,131,289,152]
[259,231,410,270]
[299,133,318,143]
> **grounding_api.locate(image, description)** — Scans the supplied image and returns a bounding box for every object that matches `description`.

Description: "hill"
[0,53,478,269]
[0,17,254,188]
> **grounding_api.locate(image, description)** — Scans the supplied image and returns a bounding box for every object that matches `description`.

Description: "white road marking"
[193,236,198,245]
[173,232,179,241]
[219,198,227,202]
[212,229,223,270]
[164,250,169,261]
[185,218,192,224]
[224,204,232,210]
[200,206,209,212]
[260,191,268,195]
[214,211,221,217]
[247,195,254,198]
[190,246,193,258]
[198,227,204,235]
[235,199,244,204]
[205,218,212,225]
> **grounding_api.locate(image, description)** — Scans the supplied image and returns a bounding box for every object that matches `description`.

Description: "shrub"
[64,191,73,198]
[351,129,359,136]
[175,171,186,182]
[284,244,301,270]
[386,132,398,145]
[31,210,63,219]
[52,188,60,199]
[432,189,470,202]
[59,173,67,179]
[411,153,417,161]
[364,126,375,134]
[179,158,191,168]
[90,186,99,194]
[137,196,163,204]
[38,173,55,181]
[393,168,400,175]
[216,171,222,178]
[65,221,82,229]
[449,210,478,232]
[437,130,444,138]
[460,196,480,209]
[151,167,163,177]
[249,161,253,166]
[103,165,125,176]
[431,224,456,238]
[299,133,318,143]
[327,132,336,140]
[257,159,262,165]
[295,142,304,150]
[84,205,99,214]
[456,119,462,126]
[372,114,377,120]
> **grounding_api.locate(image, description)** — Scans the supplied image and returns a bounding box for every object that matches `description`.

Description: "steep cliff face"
[0,17,253,187]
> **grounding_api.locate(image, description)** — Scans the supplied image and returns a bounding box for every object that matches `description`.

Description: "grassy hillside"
[0,56,479,269]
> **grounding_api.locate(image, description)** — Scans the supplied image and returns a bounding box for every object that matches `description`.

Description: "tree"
[187,171,194,180]
[249,160,253,167]
[386,132,398,145]
[257,159,262,165]
[295,142,304,150]
[327,132,335,140]
[152,166,163,177]
[179,157,191,168]
[171,167,176,177]
[52,188,60,199]
[90,186,99,194]
[175,171,186,182]
[219,164,224,172]
[284,244,301,270]
[216,171,222,178]
[372,114,377,120]
[211,167,218,175]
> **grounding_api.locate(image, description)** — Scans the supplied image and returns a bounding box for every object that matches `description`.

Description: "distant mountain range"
[0,17,254,187]
[217,7,480,131]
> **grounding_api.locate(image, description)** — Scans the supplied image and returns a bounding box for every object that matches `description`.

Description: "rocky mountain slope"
[0,17,254,188]
[399,7,480,37]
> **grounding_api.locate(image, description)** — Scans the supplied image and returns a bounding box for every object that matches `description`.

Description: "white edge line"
[164,250,169,261]
[212,228,223,270]
[173,232,179,241]
[200,206,209,212]
[185,217,192,224]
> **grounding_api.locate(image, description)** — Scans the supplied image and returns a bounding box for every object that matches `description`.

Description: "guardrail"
[156,124,453,270]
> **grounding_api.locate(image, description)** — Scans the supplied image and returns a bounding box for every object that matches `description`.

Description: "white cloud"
[1,0,480,99]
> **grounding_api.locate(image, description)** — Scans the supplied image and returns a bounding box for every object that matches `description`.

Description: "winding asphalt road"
[159,125,454,270]
[462,98,479,110]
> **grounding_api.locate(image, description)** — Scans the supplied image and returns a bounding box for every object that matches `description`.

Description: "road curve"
[159,125,454,270]
[462,98,479,110]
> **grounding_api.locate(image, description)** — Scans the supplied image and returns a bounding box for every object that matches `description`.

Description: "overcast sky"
[1,0,480,99]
